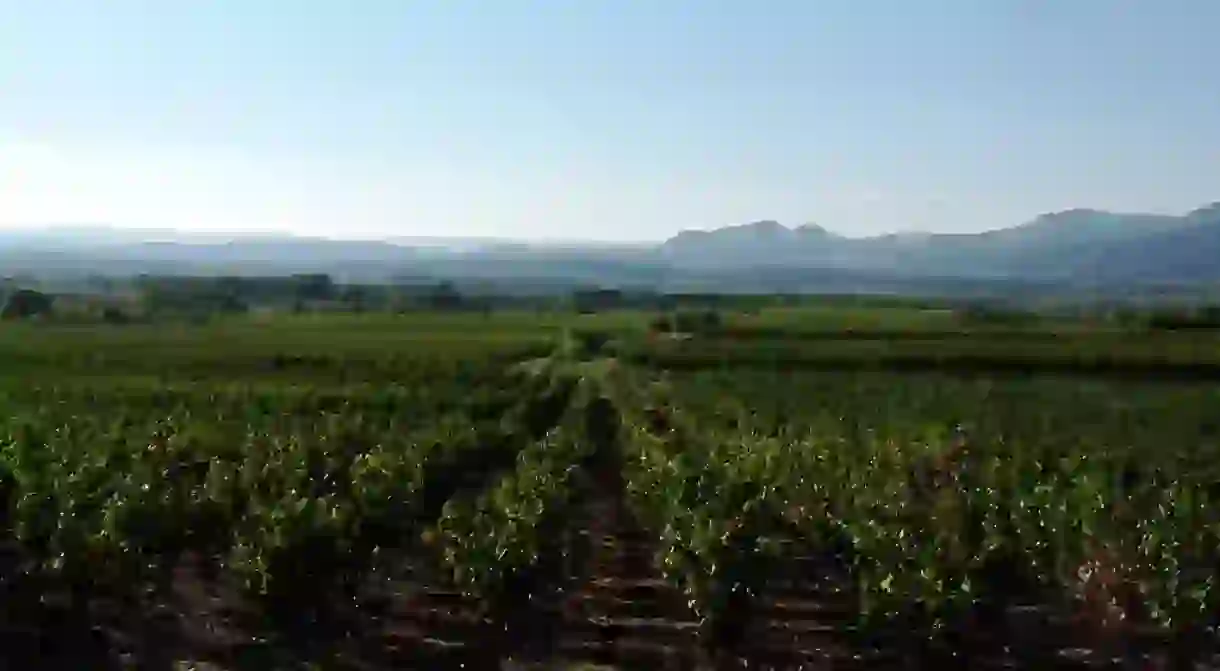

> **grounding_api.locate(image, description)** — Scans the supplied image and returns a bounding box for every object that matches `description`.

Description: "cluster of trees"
[649,310,724,335]
[1,289,54,320]
[1,288,139,324]
[954,302,1044,327]
[1129,306,1220,331]
[126,277,768,320]
[133,274,478,318]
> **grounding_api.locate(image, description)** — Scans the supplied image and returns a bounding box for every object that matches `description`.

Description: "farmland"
[2,307,1220,669]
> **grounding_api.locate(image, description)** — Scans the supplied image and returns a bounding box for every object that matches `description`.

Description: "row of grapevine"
[436,378,601,612]
[603,371,783,653]
[4,342,1218,667]
[0,359,581,630]
[611,368,1220,664]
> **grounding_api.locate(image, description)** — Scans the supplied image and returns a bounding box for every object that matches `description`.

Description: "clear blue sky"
[2,1,1218,241]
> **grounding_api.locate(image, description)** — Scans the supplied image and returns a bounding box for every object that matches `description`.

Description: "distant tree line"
[5,272,1220,333]
[126,278,805,320]
[954,302,1044,327]
[1120,306,1220,331]
[131,274,486,318]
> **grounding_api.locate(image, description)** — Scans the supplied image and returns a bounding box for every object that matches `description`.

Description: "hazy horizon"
[3,1,1218,242]
[5,198,1220,247]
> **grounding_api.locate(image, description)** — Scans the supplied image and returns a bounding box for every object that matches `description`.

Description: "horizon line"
[3,199,1216,246]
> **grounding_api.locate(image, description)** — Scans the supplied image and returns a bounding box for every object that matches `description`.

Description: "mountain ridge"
[3,201,1218,290]
[6,202,1212,247]
[658,202,1219,281]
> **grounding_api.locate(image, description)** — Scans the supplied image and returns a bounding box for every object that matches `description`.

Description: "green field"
[1,306,1219,668]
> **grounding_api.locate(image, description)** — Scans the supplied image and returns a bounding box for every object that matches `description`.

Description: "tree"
[1,289,54,320]
[572,288,623,314]
[101,306,131,324]
[429,281,464,311]
[292,274,335,303]
[340,285,369,313]
[653,309,723,334]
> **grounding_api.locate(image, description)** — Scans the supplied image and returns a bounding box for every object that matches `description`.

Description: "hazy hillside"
[660,203,1219,282]
[1074,203,1220,285]
[3,201,1218,293]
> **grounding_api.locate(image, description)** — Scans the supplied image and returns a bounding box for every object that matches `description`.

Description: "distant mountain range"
[658,202,1220,284]
[3,202,1219,295]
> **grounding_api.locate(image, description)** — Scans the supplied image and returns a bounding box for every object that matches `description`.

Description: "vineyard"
[1,312,1220,669]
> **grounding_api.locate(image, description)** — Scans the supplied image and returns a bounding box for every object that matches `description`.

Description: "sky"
[2,1,1218,242]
